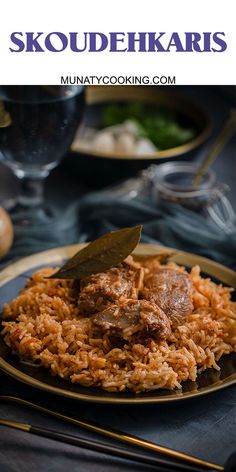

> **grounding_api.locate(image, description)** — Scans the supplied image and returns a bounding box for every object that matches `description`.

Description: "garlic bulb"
[0,208,14,260]
[116,132,136,154]
[92,131,116,153]
[135,138,157,156]
[77,119,159,156]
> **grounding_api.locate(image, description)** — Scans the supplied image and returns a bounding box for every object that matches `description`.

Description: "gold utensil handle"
[0,417,218,472]
[0,395,223,471]
[193,109,236,187]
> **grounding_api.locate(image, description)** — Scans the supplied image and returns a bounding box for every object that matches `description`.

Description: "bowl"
[66,86,212,188]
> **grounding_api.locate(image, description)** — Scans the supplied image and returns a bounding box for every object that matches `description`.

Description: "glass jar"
[144,162,236,234]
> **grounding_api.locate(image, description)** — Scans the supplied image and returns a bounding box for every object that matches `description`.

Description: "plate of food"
[0,227,235,404]
[67,86,212,186]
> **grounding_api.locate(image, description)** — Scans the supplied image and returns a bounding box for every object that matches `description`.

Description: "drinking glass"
[0,85,85,226]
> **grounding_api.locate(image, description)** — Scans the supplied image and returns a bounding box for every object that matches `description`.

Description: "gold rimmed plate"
[0,244,235,404]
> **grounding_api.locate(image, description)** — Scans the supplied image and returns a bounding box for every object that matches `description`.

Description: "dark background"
[0,86,236,209]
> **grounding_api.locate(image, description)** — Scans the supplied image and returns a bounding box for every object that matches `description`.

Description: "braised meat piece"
[92,299,171,341]
[78,257,144,316]
[141,268,193,325]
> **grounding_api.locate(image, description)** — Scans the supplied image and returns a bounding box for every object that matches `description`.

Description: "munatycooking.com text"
[60,75,176,85]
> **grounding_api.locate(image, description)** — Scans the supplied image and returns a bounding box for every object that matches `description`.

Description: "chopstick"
[0,395,223,471]
[0,417,217,472]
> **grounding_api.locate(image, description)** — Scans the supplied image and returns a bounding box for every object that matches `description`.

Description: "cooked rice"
[1,264,236,393]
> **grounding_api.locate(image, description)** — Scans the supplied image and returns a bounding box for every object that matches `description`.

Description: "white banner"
[0,0,235,85]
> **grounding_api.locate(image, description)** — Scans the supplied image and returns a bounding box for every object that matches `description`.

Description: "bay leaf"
[49,225,142,280]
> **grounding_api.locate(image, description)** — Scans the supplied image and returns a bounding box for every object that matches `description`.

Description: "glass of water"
[0,85,85,226]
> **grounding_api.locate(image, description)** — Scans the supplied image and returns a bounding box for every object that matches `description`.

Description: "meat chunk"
[92,299,171,341]
[141,268,193,325]
[78,257,144,316]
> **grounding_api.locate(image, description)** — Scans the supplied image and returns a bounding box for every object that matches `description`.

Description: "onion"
[0,207,14,260]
